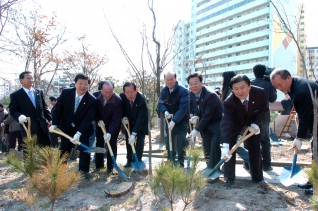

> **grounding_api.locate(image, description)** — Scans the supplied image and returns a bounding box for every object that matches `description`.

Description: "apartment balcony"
[197,7,269,37]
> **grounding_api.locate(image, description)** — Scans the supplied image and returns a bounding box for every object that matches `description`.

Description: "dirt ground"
[0,129,314,211]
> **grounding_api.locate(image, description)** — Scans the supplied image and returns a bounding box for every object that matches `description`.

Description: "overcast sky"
[1,0,317,82]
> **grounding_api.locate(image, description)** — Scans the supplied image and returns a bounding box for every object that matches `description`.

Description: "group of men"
[159,65,317,192]
[8,71,148,179]
[5,65,317,192]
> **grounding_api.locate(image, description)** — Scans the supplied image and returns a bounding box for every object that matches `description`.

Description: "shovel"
[49,128,106,153]
[203,127,257,180]
[165,115,178,166]
[21,117,31,138]
[98,121,128,181]
[186,120,197,170]
[279,147,302,186]
[121,119,146,171]
[270,127,281,145]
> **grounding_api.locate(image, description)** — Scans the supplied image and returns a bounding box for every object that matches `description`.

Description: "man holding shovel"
[50,74,97,179]
[93,81,123,174]
[158,71,190,167]
[271,68,318,195]
[120,82,148,168]
[220,75,268,188]
[187,73,223,169]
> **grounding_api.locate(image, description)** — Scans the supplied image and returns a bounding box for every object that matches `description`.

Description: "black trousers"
[9,130,23,151]
[59,126,91,173]
[125,132,145,163]
[224,134,263,182]
[95,128,119,170]
[202,129,221,169]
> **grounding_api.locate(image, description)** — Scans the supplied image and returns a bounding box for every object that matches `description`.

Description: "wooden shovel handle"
[228,127,258,155]
[21,117,31,138]
[49,127,81,145]
[97,120,114,156]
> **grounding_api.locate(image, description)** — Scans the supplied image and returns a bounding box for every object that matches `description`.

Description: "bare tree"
[270,0,318,164]
[0,0,23,37]
[64,36,108,91]
[1,9,68,94]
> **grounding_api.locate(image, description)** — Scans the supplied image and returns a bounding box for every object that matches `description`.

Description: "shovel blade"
[111,156,128,181]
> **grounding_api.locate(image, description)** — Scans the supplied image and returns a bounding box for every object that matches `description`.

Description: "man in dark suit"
[50,74,96,179]
[49,96,59,147]
[120,82,148,168]
[93,81,123,174]
[270,68,318,195]
[187,73,223,169]
[220,75,268,188]
[9,71,51,146]
[281,93,293,115]
[250,64,277,171]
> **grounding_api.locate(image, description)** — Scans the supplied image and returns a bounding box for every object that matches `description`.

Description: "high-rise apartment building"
[174,0,299,93]
[306,46,318,79]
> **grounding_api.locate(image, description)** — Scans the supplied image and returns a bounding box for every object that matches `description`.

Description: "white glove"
[168,121,175,130]
[250,123,260,135]
[190,114,194,118]
[104,133,111,141]
[49,125,57,130]
[18,115,27,124]
[70,132,81,144]
[122,117,129,125]
[190,129,200,144]
[1,123,4,127]
[98,120,105,127]
[293,138,302,151]
[221,143,232,162]
[190,116,199,124]
[129,134,136,145]
[165,111,173,119]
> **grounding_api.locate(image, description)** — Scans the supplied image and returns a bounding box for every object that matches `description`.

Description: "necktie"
[240,100,249,135]
[74,96,80,113]
[243,99,248,112]
[103,98,107,106]
[130,101,134,110]
[28,90,36,108]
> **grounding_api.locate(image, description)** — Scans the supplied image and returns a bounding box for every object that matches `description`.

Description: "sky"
[0,0,317,83]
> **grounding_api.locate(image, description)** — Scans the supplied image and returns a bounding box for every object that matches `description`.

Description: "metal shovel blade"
[279,149,302,186]
[131,153,146,171]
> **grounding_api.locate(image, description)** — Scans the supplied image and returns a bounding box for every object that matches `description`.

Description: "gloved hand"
[70,132,81,144]
[190,129,200,138]
[293,138,302,151]
[189,113,194,118]
[98,120,105,127]
[104,133,111,141]
[221,143,232,162]
[122,117,129,125]
[1,123,4,127]
[129,134,136,145]
[165,111,173,119]
[49,125,57,130]
[190,116,199,124]
[250,123,260,135]
[168,121,175,130]
[18,115,27,124]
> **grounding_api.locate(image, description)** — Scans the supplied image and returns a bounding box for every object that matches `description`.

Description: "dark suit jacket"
[288,76,318,138]
[220,86,268,144]
[9,88,51,136]
[52,88,96,136]
[190,86,223,134]
[251,78,277,121]
[120,92,148,135]
[93,91,123,136]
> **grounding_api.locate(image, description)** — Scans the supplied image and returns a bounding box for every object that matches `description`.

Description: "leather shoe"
[263,166,273,171]
[106,168,113,175]
[81,172,91,180]
[224,178,234,188]
[92,168,101,174]
[305,187,313,195]
[298,182,313,189]
[123,163,132,168]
